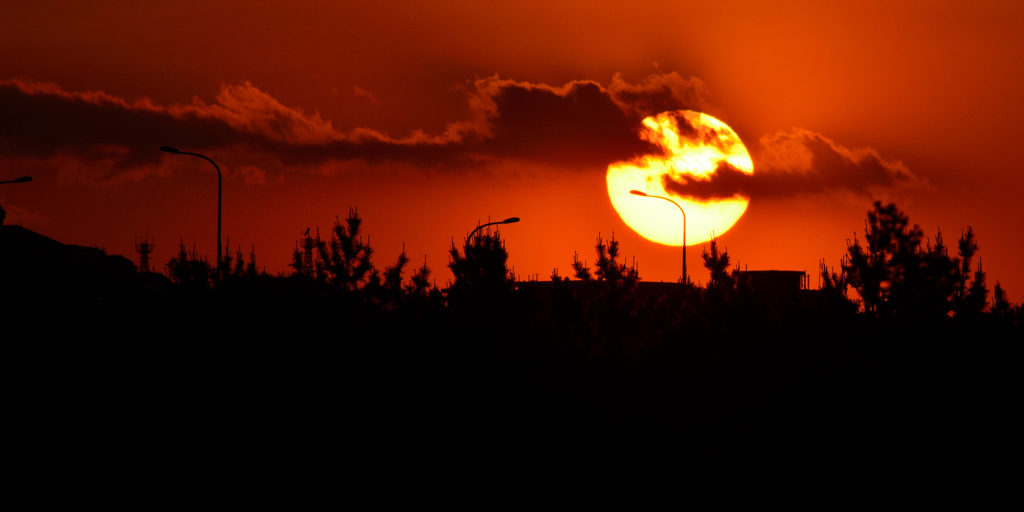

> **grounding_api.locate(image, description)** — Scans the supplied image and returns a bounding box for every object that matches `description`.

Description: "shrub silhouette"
[571,233,640,317]
[567,233,643,358]
[222,244,262,281]
[289,209,438,310]
[571,233,638,287]
[992,282,1012,318]
[953,227,988,317]
[701,236,734,294]
[819,257,848,296]
[317,208,375,291]
[818,257,859,315]
[404,256,438,302]
[165,239,212,291]
[842,201,988,318]
[446,228,515,307]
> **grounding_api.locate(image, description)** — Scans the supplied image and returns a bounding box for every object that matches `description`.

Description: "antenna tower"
[135,234,155,272]
[300,227,319,275]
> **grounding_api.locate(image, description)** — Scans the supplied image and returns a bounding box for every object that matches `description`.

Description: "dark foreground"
[3,224,1021,490]
[11,293,1020,488]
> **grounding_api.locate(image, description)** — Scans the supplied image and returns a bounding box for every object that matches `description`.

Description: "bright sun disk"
[606,110,753,246]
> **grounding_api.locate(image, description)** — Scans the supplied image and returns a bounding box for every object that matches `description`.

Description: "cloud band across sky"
[0,74,700,171]
[1,73,919,199]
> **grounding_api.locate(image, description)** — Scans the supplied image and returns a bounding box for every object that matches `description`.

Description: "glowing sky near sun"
[1,1,1022,295]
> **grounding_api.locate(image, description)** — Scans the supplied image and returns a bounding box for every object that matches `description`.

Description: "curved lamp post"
[630,190,687,284]
[160,146,223,278]
[466,217,520,245]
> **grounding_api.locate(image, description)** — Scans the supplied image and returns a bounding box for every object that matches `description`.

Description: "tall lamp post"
[0,176,32,226]
[467,217,520,245]
[630,190,688,284]
[160,146,223,278]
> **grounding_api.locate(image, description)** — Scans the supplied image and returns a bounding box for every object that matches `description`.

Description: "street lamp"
[160,146,223,278]
[630,190,688,284]
[466,217,520,245]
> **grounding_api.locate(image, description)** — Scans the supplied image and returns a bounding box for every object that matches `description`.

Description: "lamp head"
[502,217,520,224]
[629,190,648,197]
[13,176,32,183]
[160,146,181,154]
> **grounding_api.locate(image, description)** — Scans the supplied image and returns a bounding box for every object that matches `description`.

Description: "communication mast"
[298,227,319,276]
[135,235,155,272]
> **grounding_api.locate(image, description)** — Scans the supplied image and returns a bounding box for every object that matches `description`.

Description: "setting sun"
[606,110,754,246]
[2,2,1021,479]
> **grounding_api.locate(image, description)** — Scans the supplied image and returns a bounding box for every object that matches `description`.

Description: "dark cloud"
[663,128,923,201]
[607,72,709,119]
[0,74,708,180]
[476,80,654,168]
[1,76,918,198]
[240,75,708,169]
[0,81,253,167]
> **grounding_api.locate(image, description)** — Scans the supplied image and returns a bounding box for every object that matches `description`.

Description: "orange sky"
[2,1,1022,298]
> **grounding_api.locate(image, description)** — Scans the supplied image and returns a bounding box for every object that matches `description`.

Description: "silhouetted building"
[735,270,808,298]
[515,280,685,303]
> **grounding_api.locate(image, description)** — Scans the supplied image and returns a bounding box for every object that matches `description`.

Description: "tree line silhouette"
[2,201,1020,482]
[151,200,1023,333]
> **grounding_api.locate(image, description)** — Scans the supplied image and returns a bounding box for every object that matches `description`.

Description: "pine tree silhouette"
[844,202,923,315]
[446,228,515,307]
[701,236,734,292]
[312,207,374,290]
[992,282,1012,318]
[564,233,643,358]
[571,234,637,284]
[165,239,212,290]
[841,202,989,318]
[819,257,849,297]
[954,227,988,316]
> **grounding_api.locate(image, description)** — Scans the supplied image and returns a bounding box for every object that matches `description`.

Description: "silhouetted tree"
[447,229,515,307]
[363,250,409,309]
[297,208,374,290]
[550,267,568,282]
[571,251,592,281]
[903,227,959,317]
[290,211,439,311]
[222,244,261,281]
[572,234,638,286]
[953,227,988,317]
[566,233,643,358]
[404,256,437,300]
[290,241,311,277]
[165,239,212,290]
[841,202,990,319]
[818,257,859,315]
[819,257,849,297]
[992,282,1012,318]
[844,202,924,315]
[701,236,734,292]
[571,233,640,311]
